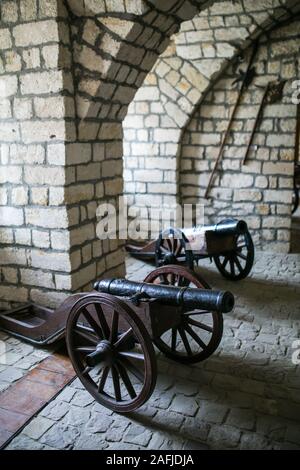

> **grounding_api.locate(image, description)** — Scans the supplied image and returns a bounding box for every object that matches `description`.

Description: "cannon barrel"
[205,218,248,236]
[94,278,234,313]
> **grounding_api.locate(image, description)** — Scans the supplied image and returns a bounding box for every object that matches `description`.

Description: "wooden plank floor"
[0,352,75,449]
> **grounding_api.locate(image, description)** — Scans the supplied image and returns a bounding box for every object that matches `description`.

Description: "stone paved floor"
[0,333,55,395]
[2,250,300,450]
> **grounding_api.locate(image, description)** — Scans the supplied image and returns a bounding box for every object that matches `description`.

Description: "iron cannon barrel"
[94,279,234,313]
[205,219,248,236]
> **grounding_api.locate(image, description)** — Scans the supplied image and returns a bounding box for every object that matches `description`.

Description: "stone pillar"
[0,0,80,308]
[0,0,191,308]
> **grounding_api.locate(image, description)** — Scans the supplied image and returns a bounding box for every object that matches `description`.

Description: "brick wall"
[123,0,300,249]
[0,0,73,308]
[1,0,299,309]
[180,20,300,252]
[0,0,208,308]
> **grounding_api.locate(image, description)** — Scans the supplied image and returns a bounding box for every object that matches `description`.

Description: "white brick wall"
[180,22,299,251]
[0,0,204,307]
[124,2,299,252]
[1,0,299,309]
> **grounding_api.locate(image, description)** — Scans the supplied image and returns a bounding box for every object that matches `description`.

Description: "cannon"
[65,265,234,413]
[126,218,255,281]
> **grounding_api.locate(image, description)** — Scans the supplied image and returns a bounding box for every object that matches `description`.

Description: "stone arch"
[0,0,220,308]
[61,0,214,294]
[180,14,300,252]
[123,0,300,221]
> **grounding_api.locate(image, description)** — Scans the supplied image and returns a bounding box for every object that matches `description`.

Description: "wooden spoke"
[171,328,177,351]
[170,237,175,253]
[236,251,247,260]
[82,365,93,376]
[118,351,144,362]
[81,307,103,339]
[237,243,247,249]
[116,362,137,399]
[178,326,192,356]
[94,303,110,339]
[187,318,213,332]
[118,356,144,383]
[75,346,96,354]
[221,256,230,269]
[98,366,110,392]
[110,310,119,343]
[233,254,243,273]
[184,324,206,350]
[166,238,172,251]
[176,243,183,256]
[160,246,170,254]
[111,366,122,402]
[177,275,188,287]
[114,328,134,349]
[74,327,98,346]
[161,274,170,285]
[229,258,235,277]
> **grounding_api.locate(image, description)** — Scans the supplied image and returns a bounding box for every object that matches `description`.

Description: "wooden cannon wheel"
[213,230,254,281]
[66,293,157,413]
[292,183,299,214]
[155,227,194,269]
[144,265,223,364]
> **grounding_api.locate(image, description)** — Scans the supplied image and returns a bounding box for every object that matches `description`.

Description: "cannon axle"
[85,340,113,367]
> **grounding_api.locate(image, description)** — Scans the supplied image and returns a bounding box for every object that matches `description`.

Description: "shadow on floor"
[126,350,298,447]
[194,263,299,293]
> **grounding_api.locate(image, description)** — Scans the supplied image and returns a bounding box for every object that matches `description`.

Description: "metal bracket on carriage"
[128,290,151,306]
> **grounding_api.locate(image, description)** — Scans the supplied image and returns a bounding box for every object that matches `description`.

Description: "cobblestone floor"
[2,250,300,450]
[0,334,55,395]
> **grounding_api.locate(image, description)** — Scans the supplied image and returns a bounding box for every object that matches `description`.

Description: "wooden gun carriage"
[126,218,255,281]
[0,263,234,412]
[64,265,234,412]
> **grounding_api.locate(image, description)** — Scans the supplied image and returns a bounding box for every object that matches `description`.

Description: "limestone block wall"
[62,0,205,295]
[0,0,212,308]
[0,0,299,310]
[180,20,300,252]
[123,0,300,239]
[0,0,74,308]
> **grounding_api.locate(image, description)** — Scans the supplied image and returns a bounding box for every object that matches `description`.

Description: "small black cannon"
[65,265,234,413]
[95,278,234,313]
[126,218,255,281]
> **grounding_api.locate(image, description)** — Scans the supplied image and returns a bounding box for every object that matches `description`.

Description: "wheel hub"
[163,252,177,265]
[86,340,114,367]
